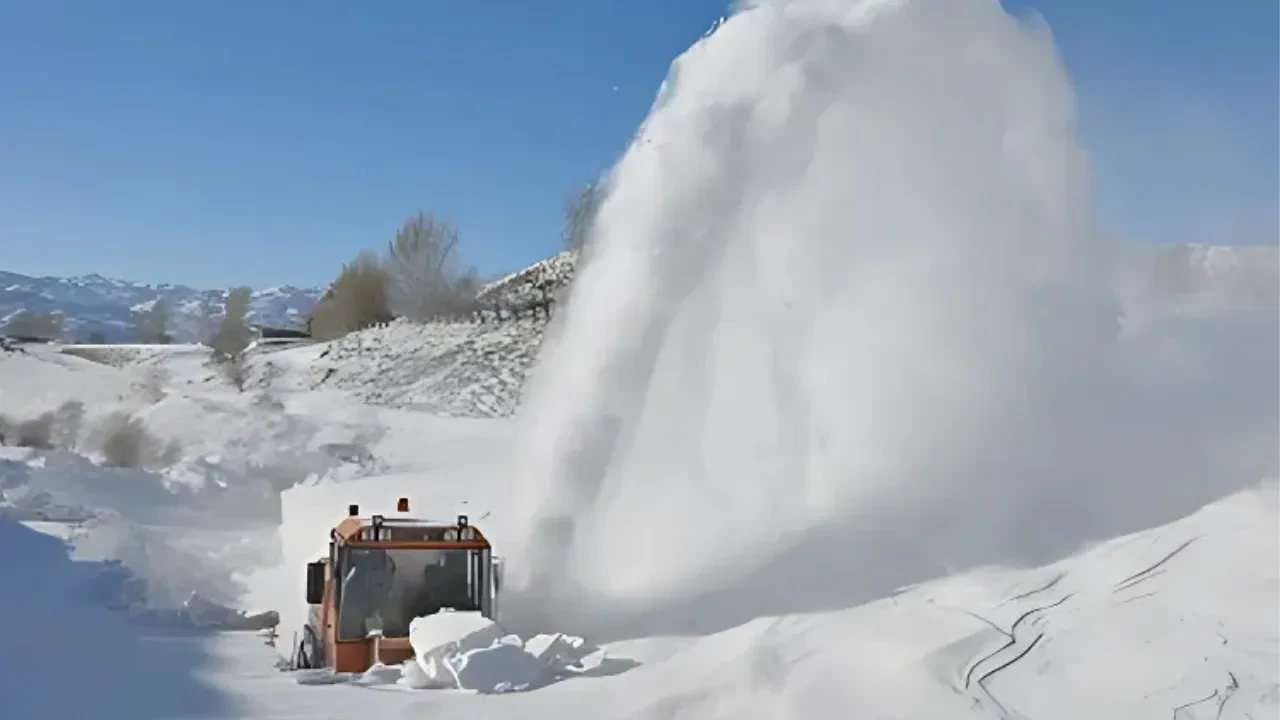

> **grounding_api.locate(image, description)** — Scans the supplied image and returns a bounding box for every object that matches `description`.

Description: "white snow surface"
[4,473,1276,718]
[297,317,546,417]
[1,0,1277,718]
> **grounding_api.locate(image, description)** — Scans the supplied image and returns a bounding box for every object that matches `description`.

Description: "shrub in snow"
[0,411,54,448]
[134,366,170,403]
[308,251,392,341]
[0,400,87,451]
[94,411,181,469]
[51,399,85,449]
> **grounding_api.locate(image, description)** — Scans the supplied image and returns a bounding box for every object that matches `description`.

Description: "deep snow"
[1,0,1277,718]
[6,453,1275,718]
[2,278,1276,719]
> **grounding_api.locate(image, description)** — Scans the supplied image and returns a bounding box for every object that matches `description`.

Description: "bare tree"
[563,181,604,253]
[384,212,478,320]
[308,251,391,340]
[132,298,170,344]
[208,287,254,359]
[4,311,62,340]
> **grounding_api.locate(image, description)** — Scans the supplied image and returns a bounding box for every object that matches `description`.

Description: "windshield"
[336,546,488,640]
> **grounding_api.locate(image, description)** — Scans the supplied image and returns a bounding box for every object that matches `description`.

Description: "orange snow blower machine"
[290,498,503,673]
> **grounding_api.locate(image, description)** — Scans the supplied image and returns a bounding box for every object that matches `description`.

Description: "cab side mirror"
[305,561,326,605]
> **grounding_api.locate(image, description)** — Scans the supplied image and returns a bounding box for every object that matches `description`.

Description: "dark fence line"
[439,297,557,324]
[393,291,561,327]
[340,297,556,337]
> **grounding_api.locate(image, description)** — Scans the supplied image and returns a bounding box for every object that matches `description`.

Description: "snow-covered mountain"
[1,242,1271,345]
[0,270,324,343]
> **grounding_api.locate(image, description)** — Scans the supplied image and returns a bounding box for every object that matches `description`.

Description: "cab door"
[489,556,503,621]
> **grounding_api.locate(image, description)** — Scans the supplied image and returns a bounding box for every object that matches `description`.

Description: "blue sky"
[0,0,1275,289]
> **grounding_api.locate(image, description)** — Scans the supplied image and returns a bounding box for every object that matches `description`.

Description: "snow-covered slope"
[230,254,578,417]
[285,318,545,417]
[0,269,323,342]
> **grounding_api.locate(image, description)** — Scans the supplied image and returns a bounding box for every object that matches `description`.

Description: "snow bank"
[474,484,1274,719]
[58,343,208,369]
[0,516,233,717]
[0,346,144,417]
[2,444,283,616]
[8,449,277,525]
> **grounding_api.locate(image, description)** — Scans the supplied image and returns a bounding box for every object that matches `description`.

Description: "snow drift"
[0,516,233,718]
[505,0,1278,639]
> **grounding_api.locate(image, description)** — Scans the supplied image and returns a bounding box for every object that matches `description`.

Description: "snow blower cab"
[293,498,503,673]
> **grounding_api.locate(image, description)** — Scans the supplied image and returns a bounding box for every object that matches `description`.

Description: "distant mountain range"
[0,271,324,343]
[0,242,1273,344]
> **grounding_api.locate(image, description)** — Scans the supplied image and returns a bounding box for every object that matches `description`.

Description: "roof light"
[397,498,409,513]
[348,504,359,517]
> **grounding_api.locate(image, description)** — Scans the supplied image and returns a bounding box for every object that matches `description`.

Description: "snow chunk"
[403,611,611,693]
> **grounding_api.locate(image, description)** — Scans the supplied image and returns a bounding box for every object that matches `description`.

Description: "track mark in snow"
[1113,536,1199,594]
[1115,567,1171,594]
[1169,672,1244,720]
[1172,688,1219,719]
[977,633,1044,688]
[962,594,1073,691]
[1002,572,1067,605]
[1115,590,1158,606]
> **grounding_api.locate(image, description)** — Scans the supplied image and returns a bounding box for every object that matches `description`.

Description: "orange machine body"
[297,500,498,674]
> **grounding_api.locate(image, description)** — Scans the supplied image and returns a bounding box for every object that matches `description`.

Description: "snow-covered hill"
[0,270,324,342]
[289,318,546,417]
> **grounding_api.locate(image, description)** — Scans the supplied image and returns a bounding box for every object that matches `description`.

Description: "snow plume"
[504,0,1278,639]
